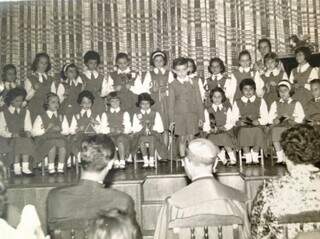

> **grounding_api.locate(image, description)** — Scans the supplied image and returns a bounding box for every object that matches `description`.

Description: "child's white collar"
[241,95,256,103]
[265,67,281,77]
[46,110,58,118]
[239,66,252,73]
[117,67,131,74]
[110,107,121,113]
[8,105,20,114]
[212,104,223,111]
[297,62,310,73]
[279,97,293,103]
[84,70,99,79]
[140,109,151,114]
[153,67,166,74]
[211,73,223,80]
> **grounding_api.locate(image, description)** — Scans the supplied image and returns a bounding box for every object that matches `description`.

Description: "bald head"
[186,139,220,166]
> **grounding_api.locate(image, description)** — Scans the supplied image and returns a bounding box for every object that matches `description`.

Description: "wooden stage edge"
[6,160,287,238]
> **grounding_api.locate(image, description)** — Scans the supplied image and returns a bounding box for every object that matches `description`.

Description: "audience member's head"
[183,139,219,180]
[81,135,116,182]
[88,209,142,239]
[281,124,320,173]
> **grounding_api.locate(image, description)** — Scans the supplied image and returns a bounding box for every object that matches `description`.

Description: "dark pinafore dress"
[131,111,167,159]
[232,69,255,101]
[109,71,138,119]
[207,105,236,148]
[271,100,297,142]
[81,73,105,114]
[149,70,170,130]
[204,76,230,108]
[71,111,100,156]
[236,98,265,149]
[34,112,67,163]
[60,80,83,123]
[261,71,284,109]
[291,67,314,107]
[27,73,54,122]
[106,109,131,157]
[3,107,34,156]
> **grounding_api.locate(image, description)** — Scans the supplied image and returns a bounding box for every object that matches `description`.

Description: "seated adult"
[47,134,138,230]
[154,138,250,239]
[88,209,142,239]
[251,124,320,239]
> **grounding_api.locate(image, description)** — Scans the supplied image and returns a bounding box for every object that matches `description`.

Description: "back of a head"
[187,138,219,166]
[81,134,116,172]
[88,209,141,239]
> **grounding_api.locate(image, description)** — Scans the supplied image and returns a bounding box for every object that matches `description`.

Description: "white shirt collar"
[8,105,20,114]
[298,62,310,73]
[70,76,83,86]
[84,70,99,80]
[265,67,281,77]
[154,67,166,74]
[4,81,17,89]
[46,110,58,119]
[176,76,192,84]
[117,68,131,74]
[36,72,47,83]
[211,73,223,81]
[110,107,121,113]
[212,104,223,111]
[241,95,256,103]
[239,66,252,73]
[141,109,151,114]
[80,108,92,117]
[279,97,293,103]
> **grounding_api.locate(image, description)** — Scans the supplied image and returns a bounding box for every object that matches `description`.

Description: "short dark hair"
[258,38,272,51]
[1,64,17,82]
[172,57,188,70]
[60,63,79,81]
[150,50,167,67]
[84,50,101,65]
[208,57,226,74]
[115,52,130,64]
[281,124,320,166]
[43,92,60,110]
[31,52,51,72]
[264,52,280,65]
[88,209,142,239]
[239,78,256,91]
[295,46,312,62]
[310,78,320,86]
[77,90,95,105]
[4,87,27,106]
[81,135,116,172]
[209,87,227,103]
[186,58,197,73]
[238,50,252,62]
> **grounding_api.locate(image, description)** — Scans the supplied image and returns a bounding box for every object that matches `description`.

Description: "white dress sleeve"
[258,99,269,125]
[0,112,12,138]
[32,115,45,136]
[123,112,132,134]
[24,110,32,132]
[293,101,305,123]
[24,78,35,101]
[153,112,164,133]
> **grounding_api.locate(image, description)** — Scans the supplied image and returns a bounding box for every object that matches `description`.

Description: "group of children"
[0,38,319,176]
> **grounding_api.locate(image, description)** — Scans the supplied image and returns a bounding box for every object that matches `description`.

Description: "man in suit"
[47,134,139,233]
[154,138,250,239]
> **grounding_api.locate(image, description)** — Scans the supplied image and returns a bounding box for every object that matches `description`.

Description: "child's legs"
[225,146,233,153]
[242,146,250,154]
[117,141,125,161]
[179,135,188,157]
[57,146,66,164]
[252,145,260,152]
[14,155,20,164]
[48,146,57,164]
[273,141,282,152]
[22,154,29,163]
[163,131,169,147]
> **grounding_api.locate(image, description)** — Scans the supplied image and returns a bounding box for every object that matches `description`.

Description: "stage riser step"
[142,202,163,231]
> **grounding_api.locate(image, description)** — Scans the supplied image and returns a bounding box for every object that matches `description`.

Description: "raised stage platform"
[6,161,287,238]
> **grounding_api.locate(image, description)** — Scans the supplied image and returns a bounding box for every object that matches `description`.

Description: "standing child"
[103,92,132,169]
[132,93,167,168]
[0,88,34,176]
[289,46,318,107]
[231,50,264,101]
[203,87,237,165]
[203,57,236,106]
[32,93,68,174]
[269,80,304,163]
[108,53,142,118]
[168,57,204,160]
[70,90,104,159]
[261,52,288,109]
[143,50,174,148]
[81,50,113,114]
[232,78,269,164]
[25,53,57,122]
[185,58,206,102]
[305,79,320,127]
[58,63,85,123]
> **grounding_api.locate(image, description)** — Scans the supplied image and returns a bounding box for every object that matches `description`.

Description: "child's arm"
[254,72,265,98]
[168,71,175,84]
[288,70,294,84]
[224,108,234,130]
[194,80,205,124]
[141,72,152,94]
[32,115,45,137]
[225,77,237,104]
[268,101,278,124]
[56,83,65,103]
[24,78,36,101]
[258,99,269,125]
[306,67,319,90]
[198,78,206,102]
[101,75,114,97]
[130,72,144,95]
[61,115,71,135]
[293,101,305,123]
[24,109,32,137]
[168,83,175,128]
[152,112,164,133]
[132,114,142,133]
[93,115,103,133]
[0,112,12,138]
[231,101,241,126]
[99,112,110,134]
[203,109,211,133]
[123,112,132,134]
[69,116,78,135]
[282,71,289,80]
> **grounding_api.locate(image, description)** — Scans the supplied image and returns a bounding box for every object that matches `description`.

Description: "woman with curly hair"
[251,124,320,239]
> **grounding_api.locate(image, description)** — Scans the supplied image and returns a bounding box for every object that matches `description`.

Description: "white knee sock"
[244,153,252,164]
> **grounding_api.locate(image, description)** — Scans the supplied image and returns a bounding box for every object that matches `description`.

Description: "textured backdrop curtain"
[0,0,319,80]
